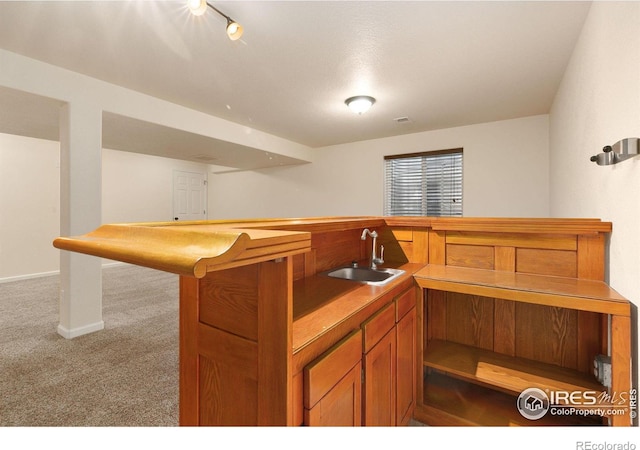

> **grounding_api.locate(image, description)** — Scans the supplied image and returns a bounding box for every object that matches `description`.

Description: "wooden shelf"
[414,265,630,316]
[418,371,604,426]
[424,340,603,396]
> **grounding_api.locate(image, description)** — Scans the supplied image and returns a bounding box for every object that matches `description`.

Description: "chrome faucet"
[361,228,384,270]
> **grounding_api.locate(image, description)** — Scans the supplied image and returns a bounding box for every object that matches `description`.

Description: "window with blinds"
[384,149,463,216]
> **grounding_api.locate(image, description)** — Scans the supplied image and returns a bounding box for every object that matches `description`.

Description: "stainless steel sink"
[325,266,405,286]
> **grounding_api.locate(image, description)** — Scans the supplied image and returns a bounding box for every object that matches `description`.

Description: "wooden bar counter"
[53,216,633,426]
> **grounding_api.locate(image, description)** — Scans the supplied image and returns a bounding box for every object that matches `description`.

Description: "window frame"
[383,148,463,217]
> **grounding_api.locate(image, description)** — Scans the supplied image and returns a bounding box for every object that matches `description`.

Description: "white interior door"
[173,170,207,221]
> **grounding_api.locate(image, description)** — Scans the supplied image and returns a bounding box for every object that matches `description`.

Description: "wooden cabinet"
[360,286,417,426]
[362,303,397,426]
[302,284,418,427]
[395,287,417,426]
[363,331,397,425]
[304,330,363,426]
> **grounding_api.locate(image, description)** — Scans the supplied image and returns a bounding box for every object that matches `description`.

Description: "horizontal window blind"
[384,149,463,216]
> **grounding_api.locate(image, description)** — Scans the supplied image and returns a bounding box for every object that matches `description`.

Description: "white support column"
[58,101,104,339]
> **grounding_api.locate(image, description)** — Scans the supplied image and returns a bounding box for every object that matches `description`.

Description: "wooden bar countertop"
[53,216,612,279]
[52,216,406,277]
[52,219,319,278]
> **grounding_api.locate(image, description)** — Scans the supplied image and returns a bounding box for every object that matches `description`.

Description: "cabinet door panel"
[305,361,362,426]
[362,302,395,353]
[363,329,397,426]
[396,307,416,425]
[304,330,362,407]
[304,330,363,426]
[395,287,415,322]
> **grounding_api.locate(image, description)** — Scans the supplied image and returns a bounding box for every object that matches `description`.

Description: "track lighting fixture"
[590,137,639,166]
[187,0,244,41]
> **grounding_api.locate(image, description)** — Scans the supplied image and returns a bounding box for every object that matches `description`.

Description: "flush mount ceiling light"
[187,0,244,41]
[345,96,376,114]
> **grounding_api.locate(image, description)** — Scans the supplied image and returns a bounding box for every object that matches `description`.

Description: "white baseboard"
[0,270,60,284]
[102,261,130,270]
[0,261,130,284]
[57,321,105,339]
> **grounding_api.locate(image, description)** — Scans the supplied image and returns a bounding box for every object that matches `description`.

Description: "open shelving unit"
[405,218,632,427]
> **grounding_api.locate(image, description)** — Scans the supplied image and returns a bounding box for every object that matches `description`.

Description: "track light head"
[225,18,243,41]
[187,0,243,41]
[187,0,207,16]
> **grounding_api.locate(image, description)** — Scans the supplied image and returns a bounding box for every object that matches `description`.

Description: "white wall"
[549,1,639,390]
[2,113,550,281]
[0,133,60,280]
[0,132,209,281]
[102,149,207,224]
[209,115,550,219]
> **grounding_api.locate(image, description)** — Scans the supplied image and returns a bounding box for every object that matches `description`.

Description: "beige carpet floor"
[0,265,179,426]
[1,264,428,429]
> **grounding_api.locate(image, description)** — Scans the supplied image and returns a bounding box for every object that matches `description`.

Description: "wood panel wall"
[386,227,428,264]
[181,258,293,426]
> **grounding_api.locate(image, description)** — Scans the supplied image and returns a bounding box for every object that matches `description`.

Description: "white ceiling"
[0,1,591,167]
